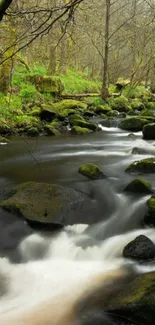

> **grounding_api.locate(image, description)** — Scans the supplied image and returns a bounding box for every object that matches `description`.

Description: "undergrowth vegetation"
[0,64,153,130]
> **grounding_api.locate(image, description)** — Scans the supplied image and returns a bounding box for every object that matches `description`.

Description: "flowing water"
[0,126,155,324]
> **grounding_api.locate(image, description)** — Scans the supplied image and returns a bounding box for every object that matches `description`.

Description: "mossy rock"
[144,196,155,226]
[131,99,145,111]
[145,101,155,110]
[70,116,97,131]
[0,182,84,227]
[27,127,39,137]
[124,178,152,194]
[50,121,62,129]
[29,107,42,117]
[128,109,138,116]
[104,272,155,325]
[30,75,64,95]
[44,125,60,136]
[79,163,105,180]
[140,109,154,117]
[107,110,119,117]
[40,104,57,122]
[93,105,112,115]
[100,114,107,119]
[119,112,126,118]
[0,136,9,143]
[126,158,155,173]
[143,123,155,140]
[123,235,155,260]
[118,117,147,131]
[109,96,131,112]
[71,126,91,135]
[115,78,129,90]
[53,99,87,112]
[83,110,95,117]
[69,114,84,124]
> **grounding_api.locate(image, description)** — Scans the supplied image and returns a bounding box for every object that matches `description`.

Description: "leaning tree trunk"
[101,0,110,100]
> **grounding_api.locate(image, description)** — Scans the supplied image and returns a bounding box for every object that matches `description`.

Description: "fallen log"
[61,93,100,100]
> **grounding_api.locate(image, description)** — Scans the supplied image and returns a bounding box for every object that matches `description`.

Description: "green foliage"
[19,83,38,103]
[0,92,22,121]
[58,69,101,94]
[122,85,150,98]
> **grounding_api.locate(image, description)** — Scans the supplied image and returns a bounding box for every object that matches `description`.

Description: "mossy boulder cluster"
[1,76,155,139]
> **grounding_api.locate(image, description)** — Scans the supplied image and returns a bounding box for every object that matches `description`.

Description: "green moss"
[13,116,41,129]
[100,114,107,119]
[108,96,131,112]
[28,75,64,95]
[93,105,112,115]
[79,163,104,179]
[144,101,155,110]
[71,126,90,135]
[140,109,154,117]
[72,119,97,131]
[29,107,41,117]
[124,178,152,194]
[126,158,155,173]
[44,125,60,136]
[69,114,84,123]
[107,110,118,117]
[131,99,145,111]
[50,121,61,129]
[147,197,155,212]
[53,99,87,112]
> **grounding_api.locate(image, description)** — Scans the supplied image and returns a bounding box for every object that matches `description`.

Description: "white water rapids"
[0,222,155,324]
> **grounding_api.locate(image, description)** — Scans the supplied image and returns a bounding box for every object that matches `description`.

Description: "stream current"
[0,125,155,324]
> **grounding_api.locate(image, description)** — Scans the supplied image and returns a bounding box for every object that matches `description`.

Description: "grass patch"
[57,69,101,94]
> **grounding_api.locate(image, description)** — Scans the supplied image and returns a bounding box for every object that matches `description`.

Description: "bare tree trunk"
[101,0,110,100]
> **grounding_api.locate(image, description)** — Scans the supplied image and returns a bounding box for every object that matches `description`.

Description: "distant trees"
[1,0,155,95]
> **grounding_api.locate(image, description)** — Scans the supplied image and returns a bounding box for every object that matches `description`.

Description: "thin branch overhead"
[0,0,85,65]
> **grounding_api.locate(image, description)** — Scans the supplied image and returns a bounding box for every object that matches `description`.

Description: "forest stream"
[0,125,155,324]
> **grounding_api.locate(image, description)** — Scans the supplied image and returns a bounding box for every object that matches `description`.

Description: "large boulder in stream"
[123,235,155,260]
[118,117,147,131]
[79,163,105,180]
[104,271,155,325]
[126,158,155,173]
[124,178,153,194]
[0,182,87,229]
[143,123,155,139]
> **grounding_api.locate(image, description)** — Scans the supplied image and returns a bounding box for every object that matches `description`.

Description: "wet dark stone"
[123,235,155,260]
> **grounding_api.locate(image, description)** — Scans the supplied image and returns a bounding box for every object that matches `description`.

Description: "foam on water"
[0,222,155,324]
